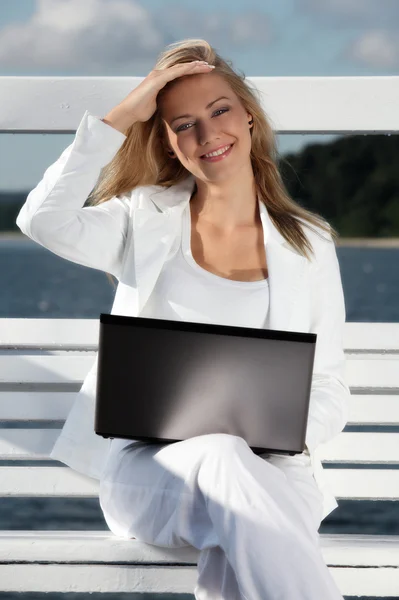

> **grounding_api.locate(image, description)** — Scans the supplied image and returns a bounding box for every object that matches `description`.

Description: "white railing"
[1,75,399,133]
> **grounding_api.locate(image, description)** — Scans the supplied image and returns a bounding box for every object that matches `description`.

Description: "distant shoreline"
[1,232,399,248]
[336,238,399,248]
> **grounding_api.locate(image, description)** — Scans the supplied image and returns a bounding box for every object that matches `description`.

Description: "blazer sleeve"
[305,234,351,455]
[16,110,130,280]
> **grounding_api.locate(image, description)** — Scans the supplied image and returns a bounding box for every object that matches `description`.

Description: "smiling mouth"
[200,144,234,160]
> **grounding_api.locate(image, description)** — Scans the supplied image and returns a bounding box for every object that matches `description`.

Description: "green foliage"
[0,196,22,232]
[278,133,399,237]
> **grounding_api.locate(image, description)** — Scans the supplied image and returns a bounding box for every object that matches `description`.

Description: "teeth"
[203,145,231,158]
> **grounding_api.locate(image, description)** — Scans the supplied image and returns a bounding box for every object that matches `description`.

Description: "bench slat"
[0,355,95,384]
[2,319,399,350]
[1,531,398,567]
[1,354,399,388]
[317,432,399,463]
[2,430,399,464]
[0,532,398,595]
[0,563,398,595]
[346,355,399,388]
[1,466,398,499]
[0,530,200,563]
[348,394,399,424]
[344,322,399,351]
[0,564,196,594]
[1,392,398,424]
[332,568,399,598]
[0,319,99,349]
[0,392,75,420]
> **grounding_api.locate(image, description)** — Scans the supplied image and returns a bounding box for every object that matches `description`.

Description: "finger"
[183,60,211,68]
[191,62,215,69]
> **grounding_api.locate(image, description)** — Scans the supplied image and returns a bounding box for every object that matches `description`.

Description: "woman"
[16,39,349,599]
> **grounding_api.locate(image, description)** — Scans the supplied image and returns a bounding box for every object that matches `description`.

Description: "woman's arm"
[16,110,130,279]
[305,235,351,455]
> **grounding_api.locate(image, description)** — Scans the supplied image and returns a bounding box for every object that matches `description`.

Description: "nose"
[197,120,221,149]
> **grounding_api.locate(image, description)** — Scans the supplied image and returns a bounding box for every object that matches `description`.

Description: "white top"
[140,201,270,328]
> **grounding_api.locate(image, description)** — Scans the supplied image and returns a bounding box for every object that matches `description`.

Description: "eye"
[176,108,229,132]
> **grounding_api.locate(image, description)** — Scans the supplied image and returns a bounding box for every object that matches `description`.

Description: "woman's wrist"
[101,111,135,135]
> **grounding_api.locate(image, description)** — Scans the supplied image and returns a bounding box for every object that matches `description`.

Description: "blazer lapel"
[132,175,308,328]
[132,176,194,314]
[259,203,308,332]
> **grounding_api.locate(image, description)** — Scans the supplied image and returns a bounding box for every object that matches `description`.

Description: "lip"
[200,144,234,162]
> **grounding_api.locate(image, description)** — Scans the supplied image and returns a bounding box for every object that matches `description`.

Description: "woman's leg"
[195,545,241,600]
[194,451,326,600]
[99,434,342,600]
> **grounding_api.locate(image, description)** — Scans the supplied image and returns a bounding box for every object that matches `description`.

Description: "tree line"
[1,133,398,236]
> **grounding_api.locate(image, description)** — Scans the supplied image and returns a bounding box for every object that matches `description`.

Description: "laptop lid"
[95,313,317,456]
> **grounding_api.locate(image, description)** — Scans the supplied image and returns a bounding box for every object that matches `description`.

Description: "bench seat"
[1,531,399,595]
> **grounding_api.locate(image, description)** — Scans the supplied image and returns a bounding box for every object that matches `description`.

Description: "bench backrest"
[1,319,398,500]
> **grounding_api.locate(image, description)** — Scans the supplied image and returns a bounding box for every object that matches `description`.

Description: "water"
[1,237,399,600]
[2,237,399,322]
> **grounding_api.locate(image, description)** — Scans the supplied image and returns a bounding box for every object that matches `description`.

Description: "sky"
[1,0,398,191]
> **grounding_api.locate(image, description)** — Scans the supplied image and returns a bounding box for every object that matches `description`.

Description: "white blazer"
[16,110,351,520]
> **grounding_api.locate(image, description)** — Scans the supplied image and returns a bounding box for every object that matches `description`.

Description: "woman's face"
[160,73,253,183]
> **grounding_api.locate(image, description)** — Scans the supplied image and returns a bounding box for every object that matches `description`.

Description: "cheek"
[175,139,198,159]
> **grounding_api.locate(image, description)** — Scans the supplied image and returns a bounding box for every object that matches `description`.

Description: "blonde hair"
[87,38,338,287]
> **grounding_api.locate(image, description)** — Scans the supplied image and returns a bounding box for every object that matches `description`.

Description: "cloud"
[0,0,162,72]
[297,0,399,69]
[0,0,274,73]
[160,4,274,47]
[344,30,399,69]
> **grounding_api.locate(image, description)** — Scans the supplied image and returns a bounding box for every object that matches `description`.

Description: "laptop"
[94,313,317,456]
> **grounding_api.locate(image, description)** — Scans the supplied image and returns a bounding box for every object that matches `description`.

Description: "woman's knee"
[188,432,249,456]
[181,433,250,482]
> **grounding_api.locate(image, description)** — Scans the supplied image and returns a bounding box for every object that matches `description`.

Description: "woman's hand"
[102,61,215,134]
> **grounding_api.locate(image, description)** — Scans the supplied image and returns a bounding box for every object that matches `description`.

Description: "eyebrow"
[170,96,230,125]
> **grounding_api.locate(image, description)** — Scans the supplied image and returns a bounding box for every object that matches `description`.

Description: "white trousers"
[99,434,343,600]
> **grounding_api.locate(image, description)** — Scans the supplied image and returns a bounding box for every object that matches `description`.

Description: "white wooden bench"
[1,74,399,597]
[1,318,398,597]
